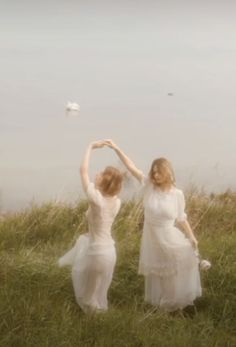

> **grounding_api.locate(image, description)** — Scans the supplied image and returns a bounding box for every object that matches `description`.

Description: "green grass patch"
[0,192,236,346]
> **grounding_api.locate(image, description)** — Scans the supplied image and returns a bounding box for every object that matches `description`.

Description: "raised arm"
[105,140,144,183]
[80,141,105,192]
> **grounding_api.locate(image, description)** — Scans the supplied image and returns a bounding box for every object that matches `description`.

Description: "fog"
[1,0,235,211]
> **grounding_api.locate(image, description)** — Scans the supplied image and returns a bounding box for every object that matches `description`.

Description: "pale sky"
[0,0,235,211]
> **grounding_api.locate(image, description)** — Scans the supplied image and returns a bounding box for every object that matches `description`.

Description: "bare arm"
[177,219,198,250]
[80,141,105,192]
[105,140,145,183]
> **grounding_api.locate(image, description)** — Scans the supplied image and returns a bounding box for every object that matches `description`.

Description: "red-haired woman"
[59,141,123,313]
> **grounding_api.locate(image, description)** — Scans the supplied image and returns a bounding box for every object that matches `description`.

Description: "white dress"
[58,182,121,313]
[139,180,202,311]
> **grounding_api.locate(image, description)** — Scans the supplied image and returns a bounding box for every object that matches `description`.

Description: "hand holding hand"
[104,139,118,150]
[90,140,106,149]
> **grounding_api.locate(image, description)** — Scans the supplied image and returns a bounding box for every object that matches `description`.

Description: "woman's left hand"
[190,237,198,250]
[104,139,118,150]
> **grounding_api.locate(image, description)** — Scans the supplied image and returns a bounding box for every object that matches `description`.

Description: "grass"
[0,190,236,347]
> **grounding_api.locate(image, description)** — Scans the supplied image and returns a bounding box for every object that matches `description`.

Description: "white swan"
[66,102,80,112]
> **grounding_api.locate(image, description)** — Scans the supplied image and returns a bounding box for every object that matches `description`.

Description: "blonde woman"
[58,141,123,313]
[106,140,202,311]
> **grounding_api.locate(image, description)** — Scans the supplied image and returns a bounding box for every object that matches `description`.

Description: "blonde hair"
[149,158,175,189]
[99,166,123,196]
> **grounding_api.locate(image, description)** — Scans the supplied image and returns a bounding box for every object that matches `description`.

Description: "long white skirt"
[139,221,202,311]
[58,233,116,313]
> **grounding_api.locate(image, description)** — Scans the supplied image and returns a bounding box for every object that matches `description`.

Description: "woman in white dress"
[58,141,123,313]
[106,140,202,311]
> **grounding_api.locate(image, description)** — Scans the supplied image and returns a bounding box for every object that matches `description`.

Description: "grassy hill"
[0,191,235,347]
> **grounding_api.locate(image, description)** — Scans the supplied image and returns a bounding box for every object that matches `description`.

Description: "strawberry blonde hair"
[99,166,123,196]
[149,158,176,189]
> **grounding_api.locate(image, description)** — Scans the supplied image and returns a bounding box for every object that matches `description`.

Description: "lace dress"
[58,182,121,312]
[139,180,202,311]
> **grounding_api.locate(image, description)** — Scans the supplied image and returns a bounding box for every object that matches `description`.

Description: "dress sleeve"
[176,189,187,222]
[86,182,103,206]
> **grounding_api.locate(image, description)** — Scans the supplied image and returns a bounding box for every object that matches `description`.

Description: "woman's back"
[86,182,121,244]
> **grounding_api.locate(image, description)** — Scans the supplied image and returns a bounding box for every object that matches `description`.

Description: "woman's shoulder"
[86,182,104,205]
[87,182,101,195]
[173,187,184,194]
[172,187,185,199]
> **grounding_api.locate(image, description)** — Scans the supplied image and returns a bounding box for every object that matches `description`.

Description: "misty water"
[1,1,235,212]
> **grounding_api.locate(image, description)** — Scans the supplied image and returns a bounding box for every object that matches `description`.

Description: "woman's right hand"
[104,139,118,150]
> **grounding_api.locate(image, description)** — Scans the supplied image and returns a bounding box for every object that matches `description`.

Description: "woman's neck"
[153,182,174,192]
